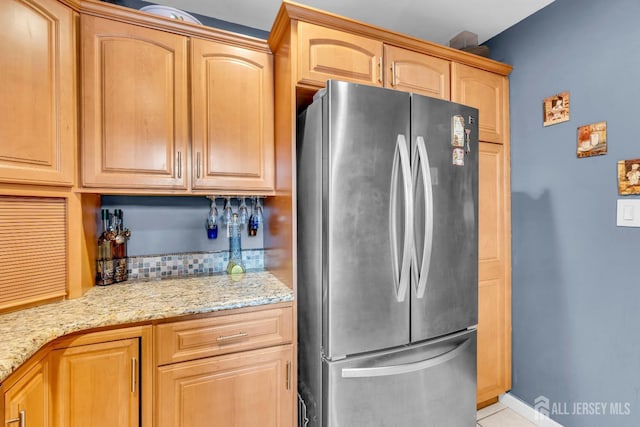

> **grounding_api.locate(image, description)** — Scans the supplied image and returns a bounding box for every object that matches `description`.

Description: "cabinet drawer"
[155,306,293,365]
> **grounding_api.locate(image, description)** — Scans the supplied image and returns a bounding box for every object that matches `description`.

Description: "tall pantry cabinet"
[452,63,512,405]
[268,0,512,406]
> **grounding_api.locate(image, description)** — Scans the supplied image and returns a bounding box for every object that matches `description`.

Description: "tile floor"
[477,402,536,426]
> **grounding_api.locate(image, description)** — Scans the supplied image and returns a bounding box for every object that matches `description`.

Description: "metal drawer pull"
[216,332,249,342]
[6,410,25,427]
[131,357,137,394]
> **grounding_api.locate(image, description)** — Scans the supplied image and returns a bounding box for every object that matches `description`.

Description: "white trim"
[500,393,564,427]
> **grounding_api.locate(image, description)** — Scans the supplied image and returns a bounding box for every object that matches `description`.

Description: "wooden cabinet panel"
[477,278,506,403]
[157,345,293,427]
[156,306,293,365]
[50,339,139,427]
[297,21,383,87]
[383,45,450,99]
[452,63,508,144]
[0,0,75,186]
[0,196,67,312]
[477,142,511,404]
[191,39,274,192]
[81,15,189,190]
[3,361,48,427]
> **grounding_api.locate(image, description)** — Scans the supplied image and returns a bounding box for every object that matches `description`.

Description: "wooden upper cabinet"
[383,45,450,99]
[191,39,274,192]
[0,0,75,186]
[3,360,48,427]
[81,16,189,190]
[451,63,508,143]
[297,21,383,88]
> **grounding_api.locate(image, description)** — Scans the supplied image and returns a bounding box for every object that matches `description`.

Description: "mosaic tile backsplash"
[126,249,264,280]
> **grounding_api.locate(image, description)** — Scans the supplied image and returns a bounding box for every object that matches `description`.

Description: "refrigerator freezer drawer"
[322,330,476,427]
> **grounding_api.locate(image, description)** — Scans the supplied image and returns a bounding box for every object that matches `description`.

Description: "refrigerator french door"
[297,80,478,427]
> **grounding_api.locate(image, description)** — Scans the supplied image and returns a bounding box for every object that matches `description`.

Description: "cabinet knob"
[6,410,25,427]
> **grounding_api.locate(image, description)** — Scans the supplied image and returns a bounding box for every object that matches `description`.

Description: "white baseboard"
[500,393,564,427]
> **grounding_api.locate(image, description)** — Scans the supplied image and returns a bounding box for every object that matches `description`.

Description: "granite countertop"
[0,271,293,383]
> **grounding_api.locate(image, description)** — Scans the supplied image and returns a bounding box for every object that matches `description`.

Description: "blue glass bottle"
[248,214,259,236]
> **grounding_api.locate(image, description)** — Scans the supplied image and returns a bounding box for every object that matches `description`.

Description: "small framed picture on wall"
[618,159,640,195]
[576,121,607,158]
[543,91,570,126]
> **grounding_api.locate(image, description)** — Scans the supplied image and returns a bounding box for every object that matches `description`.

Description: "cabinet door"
[383,45,450,99]
[0,0,75,186]
[50,339,139,427]
[191,39,274,192]
[157,345,293,427]
[81,16,189,190]
[297,21,383,88]
[451,63,508,144]
[4,361,48,427]
[477,142,511,404]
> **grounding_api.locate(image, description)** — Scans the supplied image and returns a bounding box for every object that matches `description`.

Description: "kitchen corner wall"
[101,196,264,256]
[486,0,640,425]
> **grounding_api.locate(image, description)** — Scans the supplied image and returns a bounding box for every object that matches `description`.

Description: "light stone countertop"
[0,271,293,383]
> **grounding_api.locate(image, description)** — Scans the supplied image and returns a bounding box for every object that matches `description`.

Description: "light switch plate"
[616,199,640,227]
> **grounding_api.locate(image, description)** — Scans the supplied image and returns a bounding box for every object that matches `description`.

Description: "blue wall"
[486,0,640,425]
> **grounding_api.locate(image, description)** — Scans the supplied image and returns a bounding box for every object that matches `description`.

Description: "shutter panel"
[0,196,67,311]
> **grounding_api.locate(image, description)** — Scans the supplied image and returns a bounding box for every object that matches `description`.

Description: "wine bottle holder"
[96,258,128,286]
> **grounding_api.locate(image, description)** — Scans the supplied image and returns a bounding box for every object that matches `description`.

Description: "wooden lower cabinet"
[156,345,294,427]
[3,361,48,427]
[1,307,294,427]
[49,338,140,427]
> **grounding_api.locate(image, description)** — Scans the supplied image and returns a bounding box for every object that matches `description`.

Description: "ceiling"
[147,0,554,45]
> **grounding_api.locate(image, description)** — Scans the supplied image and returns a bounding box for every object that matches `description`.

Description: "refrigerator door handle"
[412,136,433,299]
[341,338,471,378]
[389,134,413,302]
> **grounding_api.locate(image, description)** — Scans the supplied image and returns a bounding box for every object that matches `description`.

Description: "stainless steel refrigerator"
[297,80,478,427]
